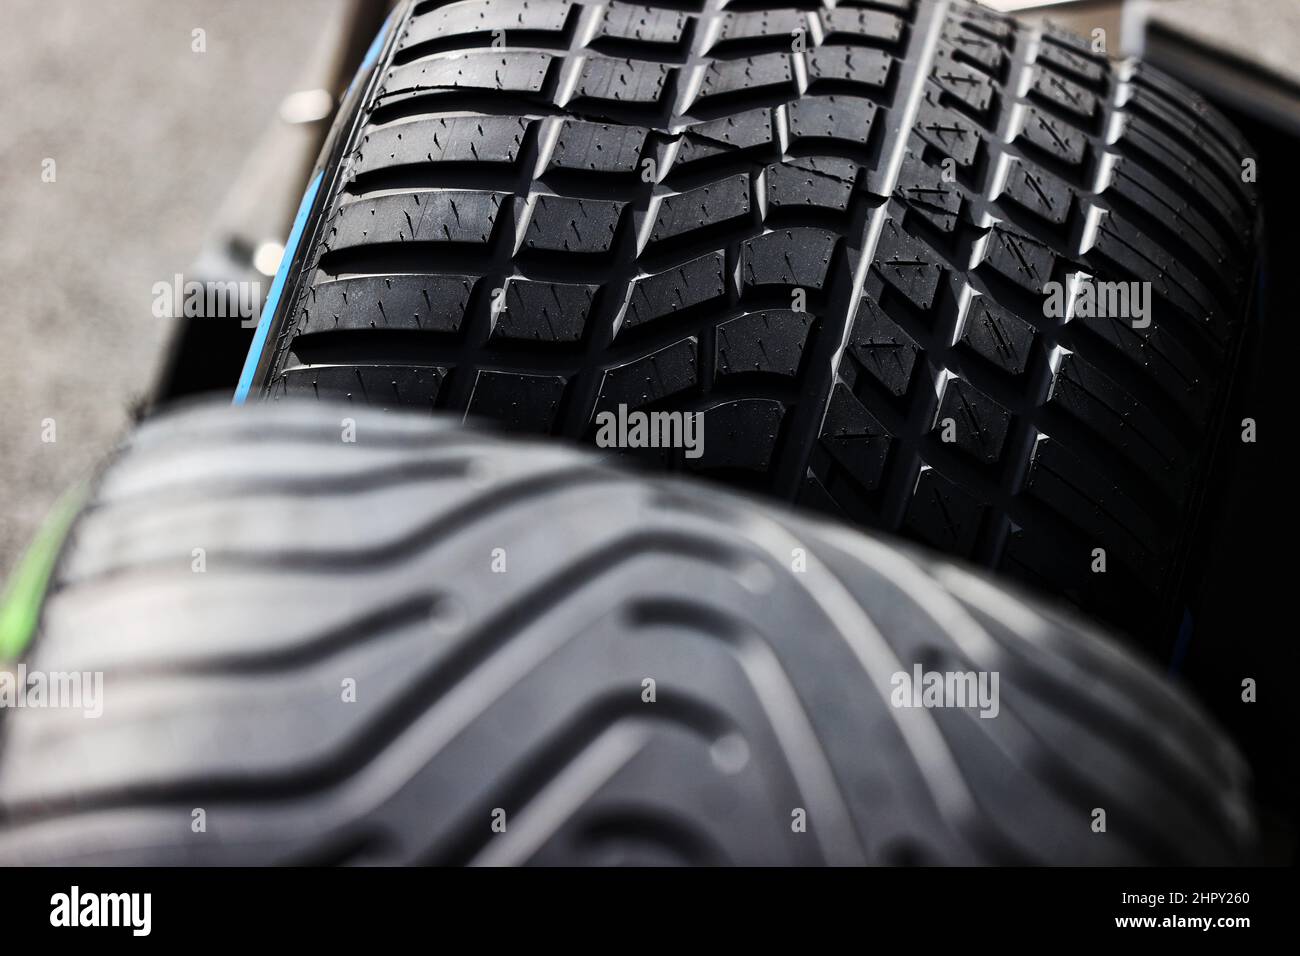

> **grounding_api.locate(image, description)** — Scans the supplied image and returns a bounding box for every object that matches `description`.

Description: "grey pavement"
[0,0,334,578]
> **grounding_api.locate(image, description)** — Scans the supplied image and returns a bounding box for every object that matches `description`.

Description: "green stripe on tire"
[0,484,86,661]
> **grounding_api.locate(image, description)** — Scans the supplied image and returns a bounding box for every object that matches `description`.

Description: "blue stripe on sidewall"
[361,10,393,73]
[232,169,325,405]
[344,9,397,101]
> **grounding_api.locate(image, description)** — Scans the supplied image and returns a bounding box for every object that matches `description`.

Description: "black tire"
[0,401,1255,865]
[241,0,1258,655]
[240,0,1260,651]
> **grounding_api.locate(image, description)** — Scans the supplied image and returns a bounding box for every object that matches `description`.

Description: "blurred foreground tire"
[0,402,1255,865]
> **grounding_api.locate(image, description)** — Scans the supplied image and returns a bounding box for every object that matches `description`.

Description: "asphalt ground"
[0,0,334,577]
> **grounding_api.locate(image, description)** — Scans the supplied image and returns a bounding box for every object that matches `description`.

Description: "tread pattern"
[0,402,1256,865]
[251,0,1259,645]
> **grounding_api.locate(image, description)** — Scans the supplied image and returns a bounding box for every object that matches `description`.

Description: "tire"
[239,0,1260,651]
[0,401,1255,865]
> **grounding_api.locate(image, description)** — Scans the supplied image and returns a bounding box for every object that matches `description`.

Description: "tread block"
[1042,22,1106,59]
[649,173,752,246]
[465,370,567,432]
[740,227,837,292]
[960,8,1014,42]
[981,222,1056,294]
[353,116,529,175]
[942,21,1004,74]
[596,337,700,412]
[595,2,691,49]
[1000,159,1074,225]
[1030,64,1098,122]
[847,296,921,397]
[898,153,962,233]
[695,53,795,104]
[818,8,905,48]
[575,57,674,107]
[1037,36,1107,87]
[818,384,893,492]
[904,467,986,557]
[932,378,1012,465]
[381,51,553,100]
[931,60,994,114]
[787,94,877,147]
[300,275,475,335]
[623,253,728,335]
[401,0,574,50]
[328,191,505,249]
[490,279,596,344]
[956,295,1036,377]
[1015,105,1087,167]
[674,108,775,167]
[714,10,806,48]
[275,365,447,408]
[523,195,625,255]
[806,46,893,91]
[764,157,857,214]
[688,398,785,472]
[716,310,812,378]
[914,93,981,167]
[547,120,649,175]
[875,219,944,311]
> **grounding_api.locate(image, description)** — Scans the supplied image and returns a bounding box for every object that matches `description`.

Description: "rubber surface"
[246,0,1260,646]
[0,401,1256,865]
